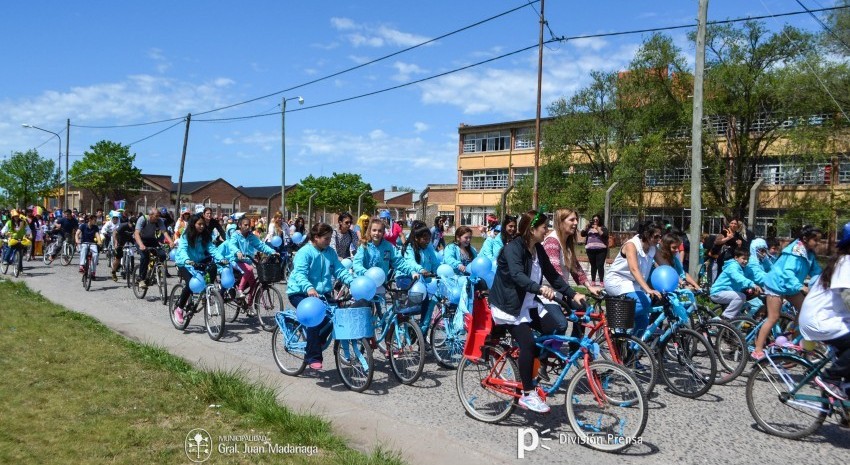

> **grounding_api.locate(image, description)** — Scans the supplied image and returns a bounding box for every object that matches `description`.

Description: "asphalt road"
[4,257,847,465]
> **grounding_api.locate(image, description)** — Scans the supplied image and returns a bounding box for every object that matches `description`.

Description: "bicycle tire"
[387,319,426,384]
[1,257,8,275]
[225,288,241,323]
[254,285,284,331]
[168,283,190,330]
[42,242,53,265]
[456,345,518,423]
[595,332,658,397]
[334,338,374,392]
[131,265,148,299]
[271,316,308,376]
[203,288,226,341]
[746,353,828,439]
[14,251,23,277]
[658,328,717,398]
[696,320,748,385]
[564,360,648,453]
[82,262,92,291]
[60,243,73,266]
[430,312,468,370]
[156,264,168,305]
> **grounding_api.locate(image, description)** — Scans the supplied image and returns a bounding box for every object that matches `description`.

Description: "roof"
[384,191,411,201]
[237,185,296,199]
[458,116,554,134]
[172,180,217,194]
[425,184,457,190]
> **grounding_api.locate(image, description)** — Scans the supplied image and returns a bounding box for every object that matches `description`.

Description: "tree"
[824,0,850,57]
[68,140,144,208]
[0,150,59,207]
[287,172,375,216]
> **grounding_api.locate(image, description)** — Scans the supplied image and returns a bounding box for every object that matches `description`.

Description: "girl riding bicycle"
[480,215,517,262]
[402,223,440,320]
[655,232,700,290]
[799,222,850,400]
[488,210,585,413]
[225,216,279,306]
[172,214,226,325]
[1,210,32,265]
[747,237,778,287]
[752,226,823,359]
[443,226,478,275]
[709,248,763,319]
[287,222,355,371]
[353,218,421,280]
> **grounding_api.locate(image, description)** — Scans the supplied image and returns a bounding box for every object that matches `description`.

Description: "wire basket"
[256,256,282,283]
[604,295,636,331]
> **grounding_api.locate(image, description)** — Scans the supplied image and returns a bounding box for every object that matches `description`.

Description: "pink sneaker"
[309,361,323,370]
[173,307,185,325]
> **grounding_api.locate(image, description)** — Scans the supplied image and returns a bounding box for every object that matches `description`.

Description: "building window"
[756,161,830,186]
[462,130,511,153]
[644,167,690,187]
[249,205,268,215]
[137,183,159,192]
[460,206,495,226]
[461,169,509,190]
[438,211,455,228]
[563,166,605,186]
[513,167,533,183]
[514,127,536,149]
[839,158,850,184]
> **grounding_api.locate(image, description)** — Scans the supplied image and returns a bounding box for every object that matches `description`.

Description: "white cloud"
[330,17,358,31]
[570,37,608,51]
[413,122,428,133]
[392,61,428,82]
[332,18,432,48]
[147,48,171,74]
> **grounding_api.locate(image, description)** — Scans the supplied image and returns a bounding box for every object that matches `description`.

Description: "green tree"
[68,140,144,208]
[287,172,375,216]
[824,0,850,56]
[0,150,59,207]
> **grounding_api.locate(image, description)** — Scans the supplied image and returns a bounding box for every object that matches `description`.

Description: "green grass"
[0,280,404,465]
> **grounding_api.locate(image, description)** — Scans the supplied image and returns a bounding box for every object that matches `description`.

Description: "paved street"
[4,259,847,465]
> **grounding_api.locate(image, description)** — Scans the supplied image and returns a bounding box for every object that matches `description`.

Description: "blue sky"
[0,0,838,191]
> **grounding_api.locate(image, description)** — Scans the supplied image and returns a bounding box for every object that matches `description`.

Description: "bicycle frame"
[758,351,850,413]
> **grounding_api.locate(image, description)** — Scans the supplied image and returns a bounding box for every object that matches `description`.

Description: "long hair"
[637,220,662,243]
[517,210,548,246]
[402,224,432,264]
[500,215,517,244]
[359,218,385,247]
[656,233,681,265]
[453,226,473,253]
[433,215,444,231]
[294,217,306,234]
[186,213,210,248]
[553,209,578,269]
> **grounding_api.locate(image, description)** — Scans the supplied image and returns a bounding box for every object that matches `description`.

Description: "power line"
[795,0,850,53]
[127,119,186,146]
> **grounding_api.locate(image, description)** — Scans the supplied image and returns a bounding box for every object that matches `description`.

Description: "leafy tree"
[824,0,850,56]
[69,140,144,208]
[287,172,375,216]
[0,150,59,207]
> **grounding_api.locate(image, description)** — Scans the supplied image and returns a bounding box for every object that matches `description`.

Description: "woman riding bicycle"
[225,216,279,306]
[172,214,226,325]
[799,222,850,400]
[1,210,32,265]
[480,215,517,262]
[752,226,823,359]
[488,210,585,413]
[603,220,663,337]
[287,222,355,371]
[75,214,102,278]
[443,226,478,275]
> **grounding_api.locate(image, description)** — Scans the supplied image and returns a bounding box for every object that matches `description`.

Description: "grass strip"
[0,279,404,465]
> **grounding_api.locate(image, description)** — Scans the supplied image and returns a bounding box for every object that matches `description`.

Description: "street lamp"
[281,96,304,220]
[22,124,64,209]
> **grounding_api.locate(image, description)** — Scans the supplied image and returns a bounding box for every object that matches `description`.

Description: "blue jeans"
[289,292,333,364]
[3,244,21,263]
[622,291,652,338]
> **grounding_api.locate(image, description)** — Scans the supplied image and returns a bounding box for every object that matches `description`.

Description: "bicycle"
[42,232,59,265]
[132,246,169,305]
[120,243,136,289]
[1,238,26,278]
[638,291,718,398]
[415,276,470,370]
[224,254,284,331]
[59,234,75,266]
[168,261,228,341]
[370,276,426,385]
[746,346,850,439]
[456,292,648,453]
[80,241,96,291]
[271,297,375,392]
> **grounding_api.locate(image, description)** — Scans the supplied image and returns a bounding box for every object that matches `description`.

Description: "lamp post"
[281,96,304,220]
[22,124,63,208]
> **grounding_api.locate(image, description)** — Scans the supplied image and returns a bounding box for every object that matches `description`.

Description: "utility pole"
[688,0,709,278]
[531,0,545,210]
[65,118,70,210]
[175,114,191,214]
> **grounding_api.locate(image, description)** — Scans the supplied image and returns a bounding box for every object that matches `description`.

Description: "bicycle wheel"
[334,338,374,392]
[82,262,92,291]
[271,316,308,376]
[131,265,148,299]
[697,320,748,385]
[746,354,828,439]
[60,243,73,266]
[387,318,426,384]
[430,312,467,369]
[42,242,53,265]
[658,328,717,398]
[595,332,658,397]
[1,253,9,275]
[456,345,518,423]
[254,285,284,331]
[14,251,23,277]
[203,289,226,341]
[225,288,241,323]
[156,264,168,305]
[168,283,190,330]
[565,360,647,453]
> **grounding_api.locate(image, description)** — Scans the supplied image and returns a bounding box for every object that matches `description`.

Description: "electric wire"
[127,119,186,147]
[794,0,850,53]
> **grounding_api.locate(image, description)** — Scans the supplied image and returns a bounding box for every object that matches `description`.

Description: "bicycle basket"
[332,306,375,340]
[257,256,283,283]
[604,295,636,330]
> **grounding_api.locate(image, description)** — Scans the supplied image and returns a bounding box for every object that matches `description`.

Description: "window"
[438,211,455,228]
[644,167,690,187]
[514,127,536,149]
[460,206,495,226]
[839,159,850,184]
[756,161,829,186]
[563,166,605,186]
[137,183,159,192]
[513,167,533,183]
[249,205,268,215]
[462,130,511,153]
[461,169,509,190]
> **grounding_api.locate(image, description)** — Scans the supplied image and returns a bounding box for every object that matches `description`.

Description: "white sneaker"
[518,391,550,413]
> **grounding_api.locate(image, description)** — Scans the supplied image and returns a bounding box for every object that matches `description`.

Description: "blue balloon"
[296,296,326,328]
[169,248,177,261]
[341,258,353,270]
[469,256,492,278]
[291,232,305,244]
[650,265,680,293]
[483,271,495,289]
[437,264,455,279]
[350,276,377,301]
[270,236,283,248]
[448,284,462,304]
[219,267,235,289]
[425,280,438,296]
[409,281,427,304]
[365,267,386,287]
[189,276,206,294]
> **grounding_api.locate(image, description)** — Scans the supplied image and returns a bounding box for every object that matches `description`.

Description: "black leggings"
[586,248,607,282]
[502,306,570,392]
[176,265,217,309]
[824,333,850,381]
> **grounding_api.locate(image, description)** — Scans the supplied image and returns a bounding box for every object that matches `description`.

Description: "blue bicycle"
[370,276,426,384]
[418,276,470,369]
